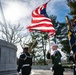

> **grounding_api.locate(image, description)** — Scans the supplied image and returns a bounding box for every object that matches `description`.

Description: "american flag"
[27,1,56,36]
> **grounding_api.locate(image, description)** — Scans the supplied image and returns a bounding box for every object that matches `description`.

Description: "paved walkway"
[31,69,73,75]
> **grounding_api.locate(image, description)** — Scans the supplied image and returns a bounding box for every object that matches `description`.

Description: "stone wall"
[0,39,17,75]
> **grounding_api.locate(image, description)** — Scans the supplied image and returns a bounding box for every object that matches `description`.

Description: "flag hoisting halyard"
[27,0,56,37]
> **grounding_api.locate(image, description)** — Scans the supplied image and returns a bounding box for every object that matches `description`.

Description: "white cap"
[52,44,58,47]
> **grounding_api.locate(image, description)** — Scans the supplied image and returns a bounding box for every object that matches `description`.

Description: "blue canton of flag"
[40,3,49,18]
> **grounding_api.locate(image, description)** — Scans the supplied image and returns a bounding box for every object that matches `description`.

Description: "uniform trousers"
[53,65,64,75]
[22,66,31,75]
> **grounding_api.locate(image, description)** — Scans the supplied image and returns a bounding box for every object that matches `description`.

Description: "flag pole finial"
[47,0,51,3]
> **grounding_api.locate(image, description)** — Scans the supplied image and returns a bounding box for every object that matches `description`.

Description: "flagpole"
[46,0,51,4]
[0,0,8,41]
[48,0,51,3]
[29,40,36,53]
[48,35,50,52]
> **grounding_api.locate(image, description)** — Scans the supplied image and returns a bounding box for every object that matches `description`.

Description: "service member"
[17,47,32,75]
[51,44,64,75]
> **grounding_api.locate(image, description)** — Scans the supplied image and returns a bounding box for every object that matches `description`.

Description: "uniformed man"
[17,47,32,75]
[51,44,64,75]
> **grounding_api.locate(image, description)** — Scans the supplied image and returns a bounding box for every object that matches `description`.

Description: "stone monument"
[0,39,17,75]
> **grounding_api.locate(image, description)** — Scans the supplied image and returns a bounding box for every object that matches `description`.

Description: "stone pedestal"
[0,39,17,75]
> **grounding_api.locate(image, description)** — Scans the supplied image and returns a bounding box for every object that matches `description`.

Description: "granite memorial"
[0,39,17,75]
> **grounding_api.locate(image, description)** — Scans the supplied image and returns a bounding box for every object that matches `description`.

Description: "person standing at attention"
[51,44,64,75]
[17,47,32,75]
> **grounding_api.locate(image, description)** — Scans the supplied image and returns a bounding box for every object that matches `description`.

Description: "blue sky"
[46,0,71,22]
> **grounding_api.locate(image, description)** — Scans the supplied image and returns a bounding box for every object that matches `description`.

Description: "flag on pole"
[68,30,76,53]
[27,0,56,36]
[66,16,76,53]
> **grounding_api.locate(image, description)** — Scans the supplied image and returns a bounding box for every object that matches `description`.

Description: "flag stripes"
[27,1,55,36]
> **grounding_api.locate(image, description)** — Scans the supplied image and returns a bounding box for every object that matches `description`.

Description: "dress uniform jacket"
[51,50,62,65]
[17,52,32,75]
[51,50,64,75]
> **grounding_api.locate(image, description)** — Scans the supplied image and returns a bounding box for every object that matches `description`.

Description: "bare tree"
[0,0,30,45]
[20,35,31,47]
[0,22,25,44]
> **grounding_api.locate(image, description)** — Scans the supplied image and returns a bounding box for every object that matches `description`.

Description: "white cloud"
[0,0,70,57]
[3,1,31,24]
[0,0,70,25]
